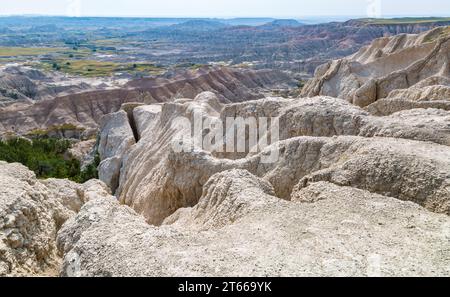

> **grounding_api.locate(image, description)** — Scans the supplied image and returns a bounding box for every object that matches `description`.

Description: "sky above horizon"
[0,0,449,18]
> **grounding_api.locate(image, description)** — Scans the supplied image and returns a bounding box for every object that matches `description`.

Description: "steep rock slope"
[301,26,450,112]
[57,90,450,276]
[0,66,94,105]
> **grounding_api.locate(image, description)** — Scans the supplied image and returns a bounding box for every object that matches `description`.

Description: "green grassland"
[5,44,166,77]
[361,17,450,25]
[0,46,95,66]
[91,38,124,46]
[39,59,165,77]
[0,46,66,57]
[0,40,167,77]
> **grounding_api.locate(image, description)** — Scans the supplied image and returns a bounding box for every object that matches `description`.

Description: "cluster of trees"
[0,137,99,183]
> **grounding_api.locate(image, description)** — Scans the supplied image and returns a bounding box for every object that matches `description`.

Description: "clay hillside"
[0,67,295,135]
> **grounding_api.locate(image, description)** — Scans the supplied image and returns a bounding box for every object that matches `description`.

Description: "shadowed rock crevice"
[120,102,143,143]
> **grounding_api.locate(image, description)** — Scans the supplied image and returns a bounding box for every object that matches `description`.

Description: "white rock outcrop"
[57,169,450,277]
[301,26,450,110]
[98,110,136,192]
[0,161,110,276]
[95,93,450,226]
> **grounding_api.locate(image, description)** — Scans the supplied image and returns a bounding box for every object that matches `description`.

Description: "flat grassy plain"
[39,59,165,77]
[0,44,165,77]
[0,46,94,65]
[0,46,65,57]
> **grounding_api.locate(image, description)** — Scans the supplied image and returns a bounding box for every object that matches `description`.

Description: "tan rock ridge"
[301,26,450,111]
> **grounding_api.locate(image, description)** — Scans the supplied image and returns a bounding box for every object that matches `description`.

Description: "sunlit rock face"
[302,26,450,111]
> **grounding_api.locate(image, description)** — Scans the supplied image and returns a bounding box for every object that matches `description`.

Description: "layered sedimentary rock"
[0,67,295,135]
[301,26,450,112]
[0,66,95,105]
[0,161,110,276]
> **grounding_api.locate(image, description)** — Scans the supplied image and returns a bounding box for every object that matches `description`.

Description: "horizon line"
[0,14,449,19]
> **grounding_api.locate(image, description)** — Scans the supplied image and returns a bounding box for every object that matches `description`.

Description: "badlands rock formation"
[4,26,450,277]
[0,66,94,105]
[98,110,136,190]
[301,26,450,114]
[97,93,450,225]
[0,67,295,136]
[64,27,450,275]
[64,88,448,276]
[57,169,450,276]
[0,161,110,276]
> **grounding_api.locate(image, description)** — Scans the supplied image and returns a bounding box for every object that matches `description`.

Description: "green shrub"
[0,137,98,183]
[297,80,306,89]
[78,152,100,182]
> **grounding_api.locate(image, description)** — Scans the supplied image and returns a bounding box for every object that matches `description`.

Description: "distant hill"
[219,18,276,26]
[0,16,276,29]
[264,19,304,28]
[1,15,450,76]
[170,20,229,31]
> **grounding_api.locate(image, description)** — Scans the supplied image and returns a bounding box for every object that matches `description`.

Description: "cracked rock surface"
[0,161,111,276]
[57,170,450,277]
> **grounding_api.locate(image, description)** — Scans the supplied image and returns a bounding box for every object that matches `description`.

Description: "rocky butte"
[1,26,450,277]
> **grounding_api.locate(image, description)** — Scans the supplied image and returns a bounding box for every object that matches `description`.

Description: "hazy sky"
[0,0,449,18]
